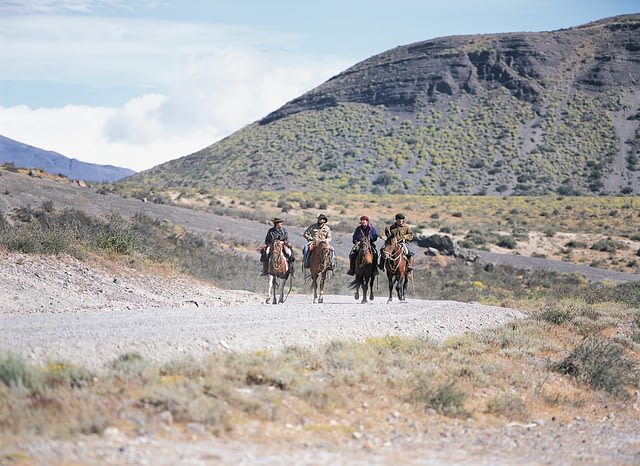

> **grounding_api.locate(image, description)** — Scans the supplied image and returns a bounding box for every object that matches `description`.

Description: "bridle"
[384,239,405,274]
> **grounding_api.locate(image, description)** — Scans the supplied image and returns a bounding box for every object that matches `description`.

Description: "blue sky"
[1,1,638,172]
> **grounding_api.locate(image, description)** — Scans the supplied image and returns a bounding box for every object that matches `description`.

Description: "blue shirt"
[352,225,378,244]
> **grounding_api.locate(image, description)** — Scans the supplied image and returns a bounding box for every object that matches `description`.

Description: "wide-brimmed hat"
[317,214,328,222]
[272,217,285,224]
[395,213,405,220]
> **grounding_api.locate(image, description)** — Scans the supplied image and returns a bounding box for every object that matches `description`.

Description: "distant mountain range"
[0,135,135,183]
[120,14,640,196]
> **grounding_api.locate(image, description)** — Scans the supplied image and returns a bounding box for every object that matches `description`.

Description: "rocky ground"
[1,250,639,465]
[1,168,640,464]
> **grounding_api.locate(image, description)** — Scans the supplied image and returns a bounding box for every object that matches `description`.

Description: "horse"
[266,239,292,304]
[307,239,330,303]
[348,238,376,303]
[382,236,409,303]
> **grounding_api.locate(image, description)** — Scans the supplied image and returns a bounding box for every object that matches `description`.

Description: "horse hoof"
[318,298,323,303]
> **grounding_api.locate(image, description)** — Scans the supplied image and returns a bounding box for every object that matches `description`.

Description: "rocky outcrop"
[261,14,640,123]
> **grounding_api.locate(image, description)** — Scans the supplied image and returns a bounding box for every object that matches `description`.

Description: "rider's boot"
[261,260,268,276]
[347,254,355,275]
[378,252,385,270]
[407,255,414,273]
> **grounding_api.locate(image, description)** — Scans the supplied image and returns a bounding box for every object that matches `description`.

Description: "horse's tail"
[348,277,361,289]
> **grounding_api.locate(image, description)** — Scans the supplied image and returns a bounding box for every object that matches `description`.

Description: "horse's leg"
[266,276,274,304]
[368,275,374,302]
[312,275,318,304]
[272,277,279,304]
[318,272,325,303]
[278,276,286,303]
[387,275,394,303]
[357,277,366,303]
[401,275,408,302]
[397,276,406,302]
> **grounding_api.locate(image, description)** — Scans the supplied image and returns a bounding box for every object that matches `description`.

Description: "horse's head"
[383,236,399,254]
[271,238,283,252]
[269,239,288,276]
[314,239,329,251]
[357,237,370,252]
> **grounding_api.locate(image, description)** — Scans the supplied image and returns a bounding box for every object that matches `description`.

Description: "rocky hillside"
[120,14,640,196]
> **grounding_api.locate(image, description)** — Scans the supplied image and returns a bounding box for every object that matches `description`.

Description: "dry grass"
[163,189,640,274]
[1,300,638,450]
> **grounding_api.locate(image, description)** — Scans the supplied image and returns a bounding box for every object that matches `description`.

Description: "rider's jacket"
[303,223,332,242]
[265,226,289,245]
[384,222,414,242]
[352,225,378,244]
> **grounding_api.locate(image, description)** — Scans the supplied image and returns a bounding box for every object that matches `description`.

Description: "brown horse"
[349,238,376,303]
[307,239,330,303]
[266,239,292,304]
[382,237,409,303]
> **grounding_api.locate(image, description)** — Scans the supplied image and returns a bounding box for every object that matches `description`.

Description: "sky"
[1,1,638,172]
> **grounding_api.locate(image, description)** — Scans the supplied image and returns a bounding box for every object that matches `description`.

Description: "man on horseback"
[261,217,294,276]
[379,213,414,273]
[302,213,336,270]
[347,215,378,276]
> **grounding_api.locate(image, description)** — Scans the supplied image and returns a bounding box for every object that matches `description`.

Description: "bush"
[591,237,627,253]
[96,212,146,256]
[485,393,529,421]
[553,336,639,398]
[496,235,517,249]
[408,376,469,418]
[0,353,40,391]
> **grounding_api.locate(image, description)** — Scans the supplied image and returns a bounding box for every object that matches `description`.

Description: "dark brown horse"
[382,237,408,303]
[266,239,292,304]
[349,238,376,303]
[307,239,330,303]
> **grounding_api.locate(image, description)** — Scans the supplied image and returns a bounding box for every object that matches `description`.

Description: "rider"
[302,213,336,270]
[347,215,378,276]
[379,213,414,273]
[261,217,294,276]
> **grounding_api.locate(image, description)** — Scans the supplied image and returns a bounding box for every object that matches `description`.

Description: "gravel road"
[0,294,525,371]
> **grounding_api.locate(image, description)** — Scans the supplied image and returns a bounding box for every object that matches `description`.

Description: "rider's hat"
[360,215,369,221]
[317,214,328,222]
[272,217,285,224]
[395,213,405,220]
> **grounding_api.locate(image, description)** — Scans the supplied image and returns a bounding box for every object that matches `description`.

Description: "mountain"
[0,135,135,183]
[120,14,640,196]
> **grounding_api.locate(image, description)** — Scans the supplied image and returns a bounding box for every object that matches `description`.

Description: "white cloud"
[0,102,217,171]
[0,13,351,172]
[0,0,130,15]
